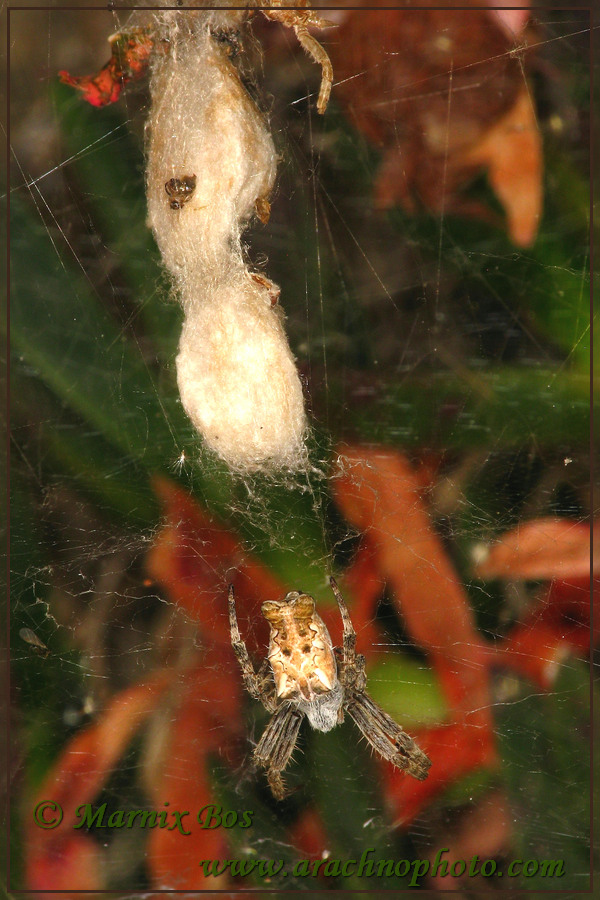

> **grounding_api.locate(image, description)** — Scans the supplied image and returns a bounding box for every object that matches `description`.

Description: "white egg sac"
[146,24,307,471]
[177,271,307,471]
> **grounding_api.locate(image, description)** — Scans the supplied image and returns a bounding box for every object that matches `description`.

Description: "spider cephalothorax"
[229,578,431,800]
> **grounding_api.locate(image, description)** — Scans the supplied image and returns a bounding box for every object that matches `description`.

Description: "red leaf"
[386,721,497,826]
[146,658,239,889]
[59,30,153,107]
[426,789,511,887]
[490,576,595,687]
[334,446,491,718]
[462,85,542,247]
[333,445,496,821]
[288,807,329,861]
[328,5,542,245]
[58,66,123,107]
[26,835,102,898]
[487,5,530,37]
[27,670,175,894]
[474,517,595,580]
[147,477,284,650]
[474,517,595,685]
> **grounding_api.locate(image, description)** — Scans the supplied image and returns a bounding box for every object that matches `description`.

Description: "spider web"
[7,1,595,895]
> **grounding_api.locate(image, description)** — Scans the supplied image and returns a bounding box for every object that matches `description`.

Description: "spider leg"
[346,690,431,781]
[228,585,276,712]
[259,2,333,115]
[292,25,333,114]
[253,703,304,800]
[329,577,357,669]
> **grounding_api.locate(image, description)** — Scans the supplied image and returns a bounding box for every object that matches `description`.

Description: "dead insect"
[165,174,197,209]
[228,577,431,800]
[210,27,242,59]
[19,627,49,658]
[249,271,280,307]
[255,196,271,225]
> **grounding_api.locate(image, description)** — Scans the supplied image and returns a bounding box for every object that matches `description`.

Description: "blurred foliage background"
[8,2,596,895]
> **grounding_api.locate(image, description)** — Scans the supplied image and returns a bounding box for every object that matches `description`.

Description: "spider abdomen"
[298,681,344,732]
[262,592,339,706]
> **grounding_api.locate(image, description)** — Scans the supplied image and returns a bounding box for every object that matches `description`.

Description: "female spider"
[228,578,431,800]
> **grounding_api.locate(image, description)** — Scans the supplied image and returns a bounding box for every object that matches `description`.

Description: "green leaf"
[307,722,419,888]
[10,195,333,585]
[10,194,189,469]
[12,364,158,527]
[366,656,446,727]
[496,662,591,889]
[337,366,591,449]
[51,81,181,356]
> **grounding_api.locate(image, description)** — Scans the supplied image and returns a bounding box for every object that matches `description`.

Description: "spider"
[228,578,431,800]
[164,174,197,209]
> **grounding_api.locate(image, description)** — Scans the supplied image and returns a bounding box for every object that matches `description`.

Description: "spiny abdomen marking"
[262,592,338,703]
